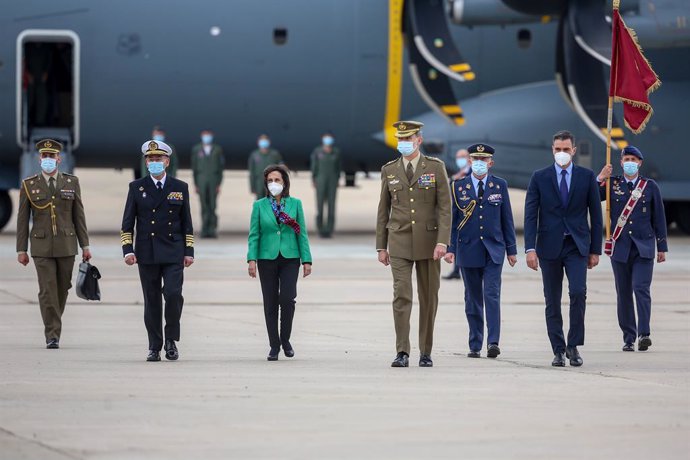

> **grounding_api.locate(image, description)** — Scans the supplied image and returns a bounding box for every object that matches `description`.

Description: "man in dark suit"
[524,130,603,367]
[445,144,517,358]
[121,140,195,362]
[597,146,668,352]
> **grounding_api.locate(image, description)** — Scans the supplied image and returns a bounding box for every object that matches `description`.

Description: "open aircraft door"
[16,29,80,179]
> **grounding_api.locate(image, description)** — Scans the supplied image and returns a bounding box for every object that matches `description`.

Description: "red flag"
[610,7,661,134]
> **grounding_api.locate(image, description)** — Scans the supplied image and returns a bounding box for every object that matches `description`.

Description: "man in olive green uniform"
[376,121,452,368]
[248,134,283,200]
[16,139,91,349]
[191,129,224,238]
[310,132,341,237]
[140,126,178,178]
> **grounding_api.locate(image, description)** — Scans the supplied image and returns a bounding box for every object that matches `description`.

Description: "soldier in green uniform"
[248,134,283,200]
[191,129,224,238]
[140,126,178,178]
[16,139,91,349]
[376,121,452,368]
[310,131,342,238]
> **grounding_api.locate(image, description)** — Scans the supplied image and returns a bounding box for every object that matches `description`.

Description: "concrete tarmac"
[1,169,689,459]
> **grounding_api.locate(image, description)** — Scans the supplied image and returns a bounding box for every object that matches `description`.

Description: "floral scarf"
[269,197,301,235]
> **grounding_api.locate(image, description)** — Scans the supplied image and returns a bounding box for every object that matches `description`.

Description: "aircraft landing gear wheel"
[0,191,12,233]
[345,172,356,187]
[674,203,690,235]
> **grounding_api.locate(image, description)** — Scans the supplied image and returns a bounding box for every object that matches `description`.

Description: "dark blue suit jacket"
[121,176,194,264]
[524,164,602,260]
[449,175,517,268]
[599,176,668,262]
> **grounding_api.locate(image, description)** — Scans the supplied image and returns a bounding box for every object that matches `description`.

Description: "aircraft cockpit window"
[273,28,288,45]
[517,29,532,49]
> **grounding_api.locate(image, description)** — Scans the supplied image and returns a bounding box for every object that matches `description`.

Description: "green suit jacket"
[16,172,89,257]
[247,197,312,263]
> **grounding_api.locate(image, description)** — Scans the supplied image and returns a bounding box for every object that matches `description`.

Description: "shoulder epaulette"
[23,174,39,182]
[423,155,445,164]
[382,158,399,168]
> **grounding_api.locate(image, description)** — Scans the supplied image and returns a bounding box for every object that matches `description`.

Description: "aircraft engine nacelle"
[449,0,550,26]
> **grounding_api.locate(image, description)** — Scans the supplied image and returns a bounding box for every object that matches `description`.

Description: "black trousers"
[539,236,588,353]
[257,255,300,349]
[138,262,184,351]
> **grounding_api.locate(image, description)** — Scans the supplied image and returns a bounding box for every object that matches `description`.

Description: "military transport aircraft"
[0,0,688,232]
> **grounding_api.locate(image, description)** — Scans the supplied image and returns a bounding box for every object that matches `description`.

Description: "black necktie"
[406,162,414,182]
[478,180,484,199]
[560,170,568,207]
[49,177,56,196]
[627,181,634,192]
[156,181,163,194]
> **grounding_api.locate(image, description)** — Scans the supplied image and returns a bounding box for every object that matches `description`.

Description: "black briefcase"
[76,261,101,301]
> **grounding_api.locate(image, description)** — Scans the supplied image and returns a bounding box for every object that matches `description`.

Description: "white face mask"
[554,151,572,167]
[267,182,283,197]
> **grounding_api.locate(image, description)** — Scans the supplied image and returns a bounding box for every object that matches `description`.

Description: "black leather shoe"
[565,346,583,366]
[552,352,566,367]
[467,350,481,358]
[283,342,295,358]
[622,343,635,352]
[267,347,280,361]
[443,271,461,280]
[638,335,652,351]
[164,339,179,361]
[487,344,501,358]
[46,338,59,349]
[391,352,409,367]
[146,350,161,362]
[419,354,433,367]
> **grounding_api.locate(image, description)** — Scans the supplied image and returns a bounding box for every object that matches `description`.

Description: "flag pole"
[605,100,613,240]
[606,0,621,240]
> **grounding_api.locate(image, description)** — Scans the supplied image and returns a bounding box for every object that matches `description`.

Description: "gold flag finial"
[613,0,620,9]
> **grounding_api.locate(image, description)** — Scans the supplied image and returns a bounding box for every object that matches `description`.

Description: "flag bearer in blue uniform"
[121,140,195,362]
[597,145,667,352]
[445,144,517,358]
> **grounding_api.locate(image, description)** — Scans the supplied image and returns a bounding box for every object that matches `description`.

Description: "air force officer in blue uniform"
[121,140,195,362]
[445,144,517,358]
[597,146,667,352]
[524,131,602,367]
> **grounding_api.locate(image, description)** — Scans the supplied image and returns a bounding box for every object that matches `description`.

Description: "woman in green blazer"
[247,165,312,361]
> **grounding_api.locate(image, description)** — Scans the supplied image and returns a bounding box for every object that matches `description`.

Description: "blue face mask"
[397,141,415,156]
[258,139,270,149]
[147,161,165,175]
[202,134,213,144]
[623,161,639,176]
[471,160,488,176]
[322,136,334,146]
[40,157,57,174]
[455,158,468,170]
[153,134,165,142]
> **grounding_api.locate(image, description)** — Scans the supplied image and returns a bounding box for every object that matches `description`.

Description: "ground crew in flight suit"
[444,144,517,359]
[191,129,224,238]
[249,134,283,200]
[121,140,195,362]
[597,145,667,352]
[376,120,452,368]
[16,139,91,349]
[310,131,342,238]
